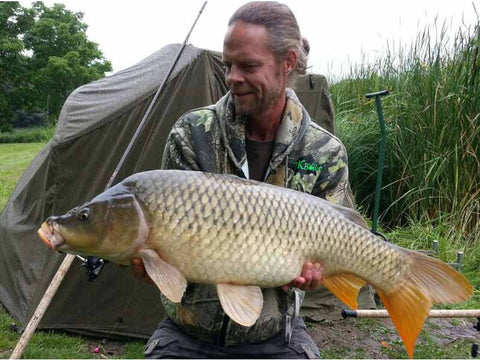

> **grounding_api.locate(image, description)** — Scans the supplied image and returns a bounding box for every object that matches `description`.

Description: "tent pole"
[10,254,75,359]
[10,2,208,359]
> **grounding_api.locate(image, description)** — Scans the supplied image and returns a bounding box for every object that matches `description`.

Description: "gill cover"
[47,185,149,262]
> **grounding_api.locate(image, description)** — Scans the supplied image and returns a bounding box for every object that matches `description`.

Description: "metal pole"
[365,90,389,233]
[10,3,208,359]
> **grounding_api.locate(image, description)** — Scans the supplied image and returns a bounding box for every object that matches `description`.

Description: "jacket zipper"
[218,315,230,346]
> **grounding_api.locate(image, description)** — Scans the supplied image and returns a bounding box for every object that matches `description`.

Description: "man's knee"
[287,319,320,359]
[144,320,185,359]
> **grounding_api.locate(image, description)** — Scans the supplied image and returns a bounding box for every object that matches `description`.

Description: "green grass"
[0,126,55,144]
[0,143,45,211]
[0,305,145,359]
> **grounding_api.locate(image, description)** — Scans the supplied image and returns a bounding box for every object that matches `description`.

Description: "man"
[133,2,354,358]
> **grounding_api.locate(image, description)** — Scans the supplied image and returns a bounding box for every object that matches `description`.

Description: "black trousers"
[144,318,320,359]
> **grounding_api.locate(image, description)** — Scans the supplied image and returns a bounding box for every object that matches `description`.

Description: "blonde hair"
[228,1,309,75]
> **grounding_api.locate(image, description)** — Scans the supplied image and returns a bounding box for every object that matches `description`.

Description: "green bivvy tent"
[0,43,337,338]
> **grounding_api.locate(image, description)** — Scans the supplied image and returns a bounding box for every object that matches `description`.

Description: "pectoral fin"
[138,249,187,303]
[322,273,366,309]
[217,283,263,327]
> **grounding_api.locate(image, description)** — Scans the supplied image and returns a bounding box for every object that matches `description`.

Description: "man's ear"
[284,49,298,75]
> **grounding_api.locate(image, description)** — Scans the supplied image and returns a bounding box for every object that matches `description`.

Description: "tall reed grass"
[332,20,480,246]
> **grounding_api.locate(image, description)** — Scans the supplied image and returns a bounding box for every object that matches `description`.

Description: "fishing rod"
[342,309,480,358]
[342,309,480,319]
[10,2,208,358]
[82,0,209,280]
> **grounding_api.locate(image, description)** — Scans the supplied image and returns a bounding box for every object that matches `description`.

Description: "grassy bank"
[0,126,55,144]
[0,307,144,359]
[0,143,45,211]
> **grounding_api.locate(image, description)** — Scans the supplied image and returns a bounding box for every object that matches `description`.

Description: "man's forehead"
[223,21,273,59]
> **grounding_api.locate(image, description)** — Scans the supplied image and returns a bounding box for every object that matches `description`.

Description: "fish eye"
[78,208,90,221]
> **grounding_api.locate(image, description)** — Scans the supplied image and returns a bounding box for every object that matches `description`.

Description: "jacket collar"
[215,88,311,177]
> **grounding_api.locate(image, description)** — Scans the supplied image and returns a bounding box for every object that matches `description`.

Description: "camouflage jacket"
[160,88,353,345]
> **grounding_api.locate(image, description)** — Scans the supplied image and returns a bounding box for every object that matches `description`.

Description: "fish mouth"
[38,221,65,250]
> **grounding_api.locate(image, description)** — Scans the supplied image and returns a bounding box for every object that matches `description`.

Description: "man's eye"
[244,64,258,72]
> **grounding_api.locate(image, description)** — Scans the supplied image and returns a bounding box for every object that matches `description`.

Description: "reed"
[332,20,480,246]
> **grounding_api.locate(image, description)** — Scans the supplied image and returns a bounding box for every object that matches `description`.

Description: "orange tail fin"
[375,249,473,358]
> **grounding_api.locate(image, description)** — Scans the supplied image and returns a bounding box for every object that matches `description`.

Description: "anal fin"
[217,283,263,327]
[322,273,366,309]
[138,249,187,303]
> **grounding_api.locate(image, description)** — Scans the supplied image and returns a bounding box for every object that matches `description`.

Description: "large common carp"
[38,170,472,358]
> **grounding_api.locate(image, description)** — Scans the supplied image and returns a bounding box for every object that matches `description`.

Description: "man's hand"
[281,262,323,292]
[131,257,154,284]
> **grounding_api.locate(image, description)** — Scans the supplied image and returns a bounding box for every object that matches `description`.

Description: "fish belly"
[132,170,407,290]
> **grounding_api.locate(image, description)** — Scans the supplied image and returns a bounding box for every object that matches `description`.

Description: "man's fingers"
[310,263,323,289]
[131,258,145,278]
[131,258,155,284]
[279,262,324,292]
[300,263,313,289]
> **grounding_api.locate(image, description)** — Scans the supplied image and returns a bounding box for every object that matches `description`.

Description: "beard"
[233,83,283,117]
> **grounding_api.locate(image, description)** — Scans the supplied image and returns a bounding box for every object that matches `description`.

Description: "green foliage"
[0,142,45,211]
[0,126,54,143]
[0,1,111,132]
[332,20,480,248]
[0,2,34,132]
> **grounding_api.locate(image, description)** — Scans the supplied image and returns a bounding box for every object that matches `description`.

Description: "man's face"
[223,21,288,116]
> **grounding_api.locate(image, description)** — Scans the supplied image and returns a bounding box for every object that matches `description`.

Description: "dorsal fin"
[329,203,369,229]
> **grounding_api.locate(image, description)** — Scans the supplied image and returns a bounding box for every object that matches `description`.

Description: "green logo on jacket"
[294,159,323,172]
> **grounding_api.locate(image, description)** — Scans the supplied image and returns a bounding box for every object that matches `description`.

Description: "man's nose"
[225,65,244,86]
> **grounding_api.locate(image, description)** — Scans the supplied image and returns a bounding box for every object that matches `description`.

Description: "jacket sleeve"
[161,115,200,171]
[312,142,355,209]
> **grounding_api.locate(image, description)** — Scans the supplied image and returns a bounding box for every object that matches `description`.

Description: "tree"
[0,2,34,131]
[24,2,112,121]
[0,1,112,131]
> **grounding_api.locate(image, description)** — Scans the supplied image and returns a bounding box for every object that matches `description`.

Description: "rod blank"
[343,309,480,318]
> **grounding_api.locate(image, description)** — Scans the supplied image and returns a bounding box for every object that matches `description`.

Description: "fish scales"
[130,170,408,289]
[38,169,472,358]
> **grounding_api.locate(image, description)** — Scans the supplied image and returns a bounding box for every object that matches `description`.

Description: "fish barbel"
[38,170,472,358]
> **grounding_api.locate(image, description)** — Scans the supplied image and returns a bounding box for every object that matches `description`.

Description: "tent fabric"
[0,43,336,338]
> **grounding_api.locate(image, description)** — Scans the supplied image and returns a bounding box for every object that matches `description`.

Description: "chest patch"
[293,159,324,173]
